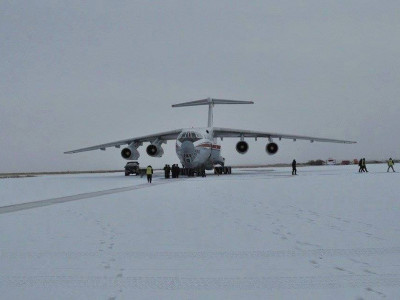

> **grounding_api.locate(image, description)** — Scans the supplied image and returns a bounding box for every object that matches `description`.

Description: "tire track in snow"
[1,274,400,290]
[3,248,400,260]
[0,179,184,215]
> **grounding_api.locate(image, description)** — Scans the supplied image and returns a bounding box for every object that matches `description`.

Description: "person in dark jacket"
[201,166,206,177]
[146,165,153,183]
[361,158,368,172]
[163,164,171,179]
[171,164,176,178]
[292,159,297,175]
[358,158,363,172]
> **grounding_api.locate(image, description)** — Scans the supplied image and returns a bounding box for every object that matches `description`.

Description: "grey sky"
[1,1,399,172]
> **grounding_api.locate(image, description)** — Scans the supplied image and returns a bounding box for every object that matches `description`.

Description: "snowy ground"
[1,164,399,299]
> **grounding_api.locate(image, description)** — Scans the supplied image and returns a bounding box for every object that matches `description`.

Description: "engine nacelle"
[236,141,249,154]
[146,144,164,157]
[121,145,140,160]
[266,142,279,155]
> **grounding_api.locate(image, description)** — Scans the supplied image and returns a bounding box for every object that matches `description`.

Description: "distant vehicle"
[65,98,356,172]
[124,161,141,176]
[326,158,337,165]
[341,160,351,165]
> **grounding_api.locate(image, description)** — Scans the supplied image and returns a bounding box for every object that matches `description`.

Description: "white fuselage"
[175,128,224,170]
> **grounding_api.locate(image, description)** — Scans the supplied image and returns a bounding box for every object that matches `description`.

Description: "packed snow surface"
[1,164,399,299]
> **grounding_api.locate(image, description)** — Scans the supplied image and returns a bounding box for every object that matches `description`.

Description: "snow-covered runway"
[1,165,399,299]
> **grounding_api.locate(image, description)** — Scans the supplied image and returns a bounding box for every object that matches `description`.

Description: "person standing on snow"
[387,158,395,172]
[146,165,153,183]
[171,164,176,178]
[361,158,368,172]
[358,158,363,172]
[201,165,206,177]
[167,164,171,178]
[163,164,171,179]
[292,159,297,175]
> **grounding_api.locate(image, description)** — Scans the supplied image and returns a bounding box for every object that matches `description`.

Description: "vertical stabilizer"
[172,98,254,127]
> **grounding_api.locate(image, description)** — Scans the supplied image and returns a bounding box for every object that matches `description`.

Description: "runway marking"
[0,179,183,215]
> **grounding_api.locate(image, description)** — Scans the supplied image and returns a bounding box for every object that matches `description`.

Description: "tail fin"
[172,97,253,127]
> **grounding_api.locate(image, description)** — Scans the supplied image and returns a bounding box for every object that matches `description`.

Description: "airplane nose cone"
[181,141,195,155]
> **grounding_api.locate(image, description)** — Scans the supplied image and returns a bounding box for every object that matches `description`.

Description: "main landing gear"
[214,166,232,175]
[180,168,205,177]
[180,166,232,177]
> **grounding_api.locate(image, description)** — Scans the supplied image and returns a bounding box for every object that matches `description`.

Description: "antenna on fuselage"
[172,97,254,127]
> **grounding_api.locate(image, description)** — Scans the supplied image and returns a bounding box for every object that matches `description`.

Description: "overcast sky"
[1,1,399,172]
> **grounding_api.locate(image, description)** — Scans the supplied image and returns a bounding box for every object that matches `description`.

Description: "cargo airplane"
[65,98,356,170]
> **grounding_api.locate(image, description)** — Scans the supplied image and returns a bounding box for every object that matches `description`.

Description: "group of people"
[149,158,396,182]
[358,158,396,173]
[163,164,181,179]
[145,164,181,183]
[290,158,396,176]
[358,158,368,172]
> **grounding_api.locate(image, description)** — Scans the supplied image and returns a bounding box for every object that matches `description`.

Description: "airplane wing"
[213,127,356,144]
[64,129,183,154]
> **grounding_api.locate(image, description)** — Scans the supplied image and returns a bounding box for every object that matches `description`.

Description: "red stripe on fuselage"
[197,143,221,150]
[197,143,211,148]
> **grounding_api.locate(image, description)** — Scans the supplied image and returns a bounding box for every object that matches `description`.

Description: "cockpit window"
[178,131,202,143]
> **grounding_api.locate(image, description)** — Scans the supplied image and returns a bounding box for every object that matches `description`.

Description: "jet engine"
[236,141,249,154]
[146,141,164,157]
[266,142,279,155]
[121,144,140,160]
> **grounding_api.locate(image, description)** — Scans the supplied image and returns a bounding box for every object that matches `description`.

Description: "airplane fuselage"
[175,128,224,170]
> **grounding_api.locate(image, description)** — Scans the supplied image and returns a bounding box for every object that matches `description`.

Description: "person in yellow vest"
[387,158,395,172]
[146,165,153,183]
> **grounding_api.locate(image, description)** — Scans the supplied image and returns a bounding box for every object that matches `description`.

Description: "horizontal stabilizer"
[172,98,254,127]
[172,98,253,107]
